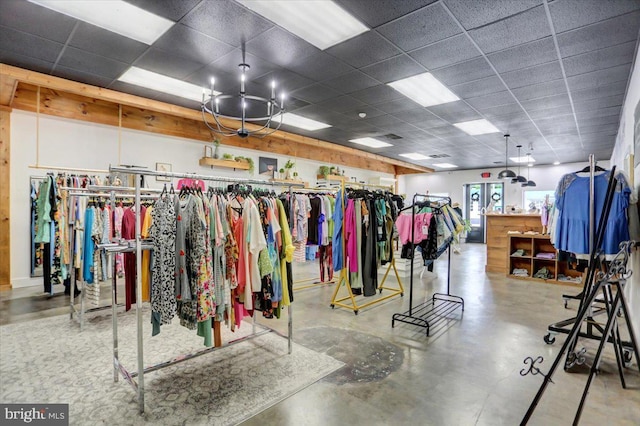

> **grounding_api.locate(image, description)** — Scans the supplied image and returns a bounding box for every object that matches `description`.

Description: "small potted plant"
[284,159,295,179]
[222,153,233,160]
[212,138,221,159]
[318,165,330,178]
[293,171,299,180]
[329,166,336,176]
[278,168,285,179]
[234,156,255,174]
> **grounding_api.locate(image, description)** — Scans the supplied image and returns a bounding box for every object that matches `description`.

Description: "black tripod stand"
[521,240,640,425]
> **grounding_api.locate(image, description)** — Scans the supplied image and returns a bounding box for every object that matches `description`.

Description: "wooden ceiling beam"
[2,64,433,174]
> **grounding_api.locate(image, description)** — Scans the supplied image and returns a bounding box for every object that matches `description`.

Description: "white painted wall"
[398,160,609,207]
[10,110,393,287]
[610,48,640,343]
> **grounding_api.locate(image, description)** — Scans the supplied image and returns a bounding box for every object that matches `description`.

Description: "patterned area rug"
[0,309,343,425]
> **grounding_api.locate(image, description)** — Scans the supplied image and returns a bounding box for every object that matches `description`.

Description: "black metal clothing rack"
[391,193,464,335]
[543,162,636,364]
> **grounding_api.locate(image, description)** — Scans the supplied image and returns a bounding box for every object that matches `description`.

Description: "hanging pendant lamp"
[511,144,528,183]
[522,153,537,187]
[498,134,516,179]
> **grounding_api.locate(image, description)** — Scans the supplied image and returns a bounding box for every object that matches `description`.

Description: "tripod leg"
[573,291,623,425]
[521,279,606,425]
[603,285,626,389]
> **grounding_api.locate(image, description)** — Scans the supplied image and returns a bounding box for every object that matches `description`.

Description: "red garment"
[319,244,333,282]
[122,206,146,311]
[233,216,246,294]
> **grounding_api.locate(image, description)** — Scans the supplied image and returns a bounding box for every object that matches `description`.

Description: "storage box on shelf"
[508,234,582,285]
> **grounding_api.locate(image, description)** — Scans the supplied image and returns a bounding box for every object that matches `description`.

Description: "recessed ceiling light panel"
[29,0,174,44]
[118,67,218,102]
[388,72,459,107]
[432,163,458,169]
[509,156,536,163]
[236,0,368,50]
[349,137,393,148]
[280,113,332,130]
[453,119,500,135]
[399,153,431,160]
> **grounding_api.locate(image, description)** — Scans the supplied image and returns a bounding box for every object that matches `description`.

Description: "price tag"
[422,225,429,235]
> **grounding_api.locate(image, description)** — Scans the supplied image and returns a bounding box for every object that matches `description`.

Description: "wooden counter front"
[485,214,543,273]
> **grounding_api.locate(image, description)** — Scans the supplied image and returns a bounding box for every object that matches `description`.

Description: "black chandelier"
[201,61,286,138]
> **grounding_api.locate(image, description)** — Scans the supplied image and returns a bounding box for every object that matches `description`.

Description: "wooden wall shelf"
[199,157,250,170]
[507,234,582,286]
[270,178,308,187]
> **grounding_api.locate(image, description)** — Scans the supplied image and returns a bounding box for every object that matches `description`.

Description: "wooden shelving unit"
[508,234,582,286]
[199,157,250,170]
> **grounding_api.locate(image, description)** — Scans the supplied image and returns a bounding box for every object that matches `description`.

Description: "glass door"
[464,182,504,243]
[465,183,484,243]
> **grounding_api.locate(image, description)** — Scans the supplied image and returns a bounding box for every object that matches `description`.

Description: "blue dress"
[555,171,630,255]
[332,190,345,272]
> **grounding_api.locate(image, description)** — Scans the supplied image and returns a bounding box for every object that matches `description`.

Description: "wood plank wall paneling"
[485,214,543,274]
[12,84,403,174]
[0,109,10,288]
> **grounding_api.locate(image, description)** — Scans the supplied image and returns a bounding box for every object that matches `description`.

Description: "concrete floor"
[2,243,639,425]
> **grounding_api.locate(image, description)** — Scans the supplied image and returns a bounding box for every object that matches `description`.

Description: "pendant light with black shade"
[498,134,516,180]
[522,152,537,187]
[511,144,527,183]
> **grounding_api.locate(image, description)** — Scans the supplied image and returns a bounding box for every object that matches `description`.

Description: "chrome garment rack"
[63,187,158,330]
[391,194,464,335]
[108,166,304,414]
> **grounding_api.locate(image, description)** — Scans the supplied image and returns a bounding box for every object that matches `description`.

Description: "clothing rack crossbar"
[108,166,297,414]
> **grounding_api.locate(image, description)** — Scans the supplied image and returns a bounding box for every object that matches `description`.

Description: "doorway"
[464,182,504,243]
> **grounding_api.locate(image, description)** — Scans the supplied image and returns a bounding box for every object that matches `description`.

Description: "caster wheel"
[379,289,383,294]
[544,333,556,345]
[564,300,568,309]
[330,304,335,309]
[623,349,633,367]
[401,293,404,297]
[354,311,359,316]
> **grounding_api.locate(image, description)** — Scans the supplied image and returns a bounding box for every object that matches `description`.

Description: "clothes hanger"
[579,164,605,172]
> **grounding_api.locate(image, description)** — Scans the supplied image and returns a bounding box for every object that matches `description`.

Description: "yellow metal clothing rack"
[329,180,404,315]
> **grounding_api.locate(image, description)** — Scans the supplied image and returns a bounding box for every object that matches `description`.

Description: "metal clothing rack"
[391,194,464,336]
[521,241,640,424]
[543,160,636,363]
[64,187,158,330]
[329,180,404,315]
[108,166,304,414]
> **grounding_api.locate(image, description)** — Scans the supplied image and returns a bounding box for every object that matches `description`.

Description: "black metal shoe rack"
[391,193,464,336]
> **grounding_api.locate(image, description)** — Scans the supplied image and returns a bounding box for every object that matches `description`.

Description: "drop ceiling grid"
[2,0,639,169]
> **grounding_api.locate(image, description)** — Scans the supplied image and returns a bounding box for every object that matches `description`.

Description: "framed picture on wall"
[259,157,277,177]
[156,162,172,181]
